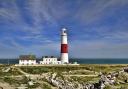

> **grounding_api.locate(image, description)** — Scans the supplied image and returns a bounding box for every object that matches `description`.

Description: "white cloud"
[26,0,58,27]
[0,0,128,58]
[74,0,128,24]
[0,0,24,24]
[0,36,60,58]
[70,40,128,58]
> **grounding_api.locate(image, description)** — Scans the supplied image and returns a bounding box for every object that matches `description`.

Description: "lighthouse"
[60,28,69,64]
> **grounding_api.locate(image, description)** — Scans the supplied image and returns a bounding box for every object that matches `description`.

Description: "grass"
[19,64,127,75]
[3,76,28,85]
[70,76,100,83]
[41,83,52,89]
[0,67,22,77]
[0,64,127,89]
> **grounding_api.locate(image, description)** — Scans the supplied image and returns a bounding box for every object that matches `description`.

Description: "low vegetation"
[41,83,52,89]
[0,64,127,89]
[19,64,127,75]
[70,76,99,83]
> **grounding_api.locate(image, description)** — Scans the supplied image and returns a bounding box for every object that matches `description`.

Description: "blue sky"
[0,0,128,58]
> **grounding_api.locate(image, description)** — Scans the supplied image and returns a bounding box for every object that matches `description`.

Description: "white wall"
[19,60,36,65]
[40,58,61,64]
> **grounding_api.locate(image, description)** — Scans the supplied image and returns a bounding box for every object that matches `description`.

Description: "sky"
[0,0,128,58]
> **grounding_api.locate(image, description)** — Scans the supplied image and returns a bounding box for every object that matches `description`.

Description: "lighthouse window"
[64,31,66,33]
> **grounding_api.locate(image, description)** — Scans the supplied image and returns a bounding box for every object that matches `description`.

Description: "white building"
[40,56,61,64]
[19,55,36,65]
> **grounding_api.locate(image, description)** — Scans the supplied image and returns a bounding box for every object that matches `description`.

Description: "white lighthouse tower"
[60,28,69,64]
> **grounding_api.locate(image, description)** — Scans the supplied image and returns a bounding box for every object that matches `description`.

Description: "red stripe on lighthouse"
[61,44,68,53]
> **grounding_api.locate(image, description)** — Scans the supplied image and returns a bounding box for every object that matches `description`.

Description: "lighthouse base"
[61,53,69,64]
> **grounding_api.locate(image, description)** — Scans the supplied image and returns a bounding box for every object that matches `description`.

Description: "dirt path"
[64,74,98,77]
[15,67,58,89]
[0,82,15,89]
[37,80,58,89]
[14,67,29,75]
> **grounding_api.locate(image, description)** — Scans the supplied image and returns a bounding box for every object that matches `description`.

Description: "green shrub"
[120,86,127,89]
[42,83,51,89]
[104,85,112,89]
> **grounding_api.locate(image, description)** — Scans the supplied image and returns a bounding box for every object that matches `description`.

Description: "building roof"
[19,55,36,60]
[43,56,56,58]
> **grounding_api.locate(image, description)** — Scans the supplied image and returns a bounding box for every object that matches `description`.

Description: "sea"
[0,58,128,64]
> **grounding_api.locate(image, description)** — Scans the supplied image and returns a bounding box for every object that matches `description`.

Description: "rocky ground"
[0,64,128,89]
